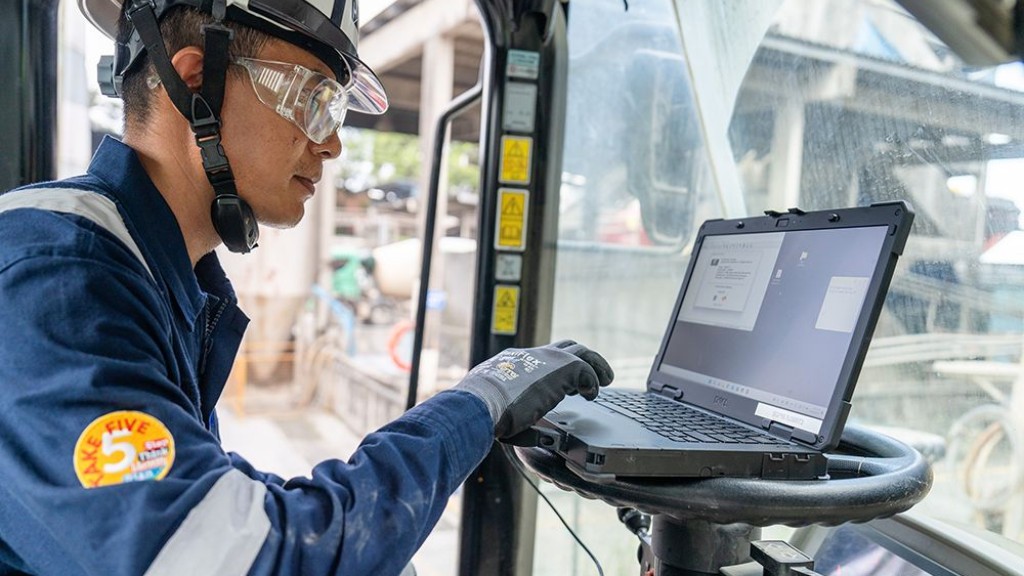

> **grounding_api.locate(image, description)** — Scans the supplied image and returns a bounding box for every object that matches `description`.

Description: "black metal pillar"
[0,0,59,191]
[458,1,570,575]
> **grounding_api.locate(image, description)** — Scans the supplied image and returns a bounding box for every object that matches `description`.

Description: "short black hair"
[117,6,271,132]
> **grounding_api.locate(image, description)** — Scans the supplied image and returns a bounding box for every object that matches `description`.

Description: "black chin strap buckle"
[191,94,231,175]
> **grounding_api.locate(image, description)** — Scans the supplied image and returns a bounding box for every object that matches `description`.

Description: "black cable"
[501,444,605,576]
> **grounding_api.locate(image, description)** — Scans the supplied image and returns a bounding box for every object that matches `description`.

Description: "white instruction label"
[503,82,538,132]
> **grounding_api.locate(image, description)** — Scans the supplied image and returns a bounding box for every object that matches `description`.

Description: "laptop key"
[684,431,716,443]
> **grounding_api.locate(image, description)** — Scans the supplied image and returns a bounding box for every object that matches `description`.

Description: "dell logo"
[713,395,729,407]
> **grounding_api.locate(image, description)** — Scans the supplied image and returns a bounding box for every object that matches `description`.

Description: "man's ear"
[170,46,204,91]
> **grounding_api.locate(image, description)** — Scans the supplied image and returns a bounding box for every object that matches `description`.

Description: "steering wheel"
[514,424,932,527]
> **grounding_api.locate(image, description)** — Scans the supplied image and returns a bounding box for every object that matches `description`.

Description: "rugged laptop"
[534,201,914,480]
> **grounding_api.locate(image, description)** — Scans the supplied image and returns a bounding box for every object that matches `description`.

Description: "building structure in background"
[59,0,488,408]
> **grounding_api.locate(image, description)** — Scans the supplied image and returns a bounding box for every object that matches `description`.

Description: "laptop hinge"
[650,382,683,400]
[768,422,817,445]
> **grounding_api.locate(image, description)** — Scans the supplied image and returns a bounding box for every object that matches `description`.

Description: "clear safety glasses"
[234,57,350,144]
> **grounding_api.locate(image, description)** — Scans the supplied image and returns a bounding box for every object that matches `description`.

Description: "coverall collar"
[88,136,208,330]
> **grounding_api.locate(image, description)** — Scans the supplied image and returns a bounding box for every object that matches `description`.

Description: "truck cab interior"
[5,0,1024,574]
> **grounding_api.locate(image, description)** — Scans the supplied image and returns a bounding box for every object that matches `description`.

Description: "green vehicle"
[329,246,371,303]
[330,247,396,325]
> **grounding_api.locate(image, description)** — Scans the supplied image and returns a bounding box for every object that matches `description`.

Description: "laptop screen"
[657,225,889,435]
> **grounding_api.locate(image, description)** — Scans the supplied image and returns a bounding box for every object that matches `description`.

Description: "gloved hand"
[455,340,614,439]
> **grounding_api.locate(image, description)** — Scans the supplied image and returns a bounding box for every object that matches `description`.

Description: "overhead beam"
[741,66,1024,141]
[360,0,478,73]
[380,75,421,110]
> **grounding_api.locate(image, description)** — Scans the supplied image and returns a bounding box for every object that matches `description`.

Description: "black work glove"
[455,340,614,439]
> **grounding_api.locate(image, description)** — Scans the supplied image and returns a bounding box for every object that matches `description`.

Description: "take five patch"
[73,411,175,488]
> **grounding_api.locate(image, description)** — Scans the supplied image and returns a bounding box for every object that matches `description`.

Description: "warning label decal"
[492,285,520,335]
[496,188,529,251]
[499,136,533,185]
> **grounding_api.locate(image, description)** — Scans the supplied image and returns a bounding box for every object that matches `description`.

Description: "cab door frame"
[1,0,59,191]
[457,2,570,575]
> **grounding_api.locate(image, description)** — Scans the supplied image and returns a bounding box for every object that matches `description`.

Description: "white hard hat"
[78,0,388,114]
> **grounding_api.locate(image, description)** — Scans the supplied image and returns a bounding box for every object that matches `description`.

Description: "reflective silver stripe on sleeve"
[144,469,271,576]
[0,187,153,279]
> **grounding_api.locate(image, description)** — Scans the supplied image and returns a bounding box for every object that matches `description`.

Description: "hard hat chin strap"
[126,0,259,254]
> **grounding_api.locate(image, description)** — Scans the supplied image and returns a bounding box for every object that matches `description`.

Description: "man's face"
[218,39,343,229]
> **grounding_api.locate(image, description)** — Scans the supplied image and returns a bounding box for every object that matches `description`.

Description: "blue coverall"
[0,137,493,575]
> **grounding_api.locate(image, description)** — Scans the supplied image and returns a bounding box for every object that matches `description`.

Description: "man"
[0,1,613,574]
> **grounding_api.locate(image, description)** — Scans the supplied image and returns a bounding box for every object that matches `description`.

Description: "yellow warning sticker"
[73,411,175,488]
[492,284,520,335]
[495,188,529,251]
[499,136,533,185]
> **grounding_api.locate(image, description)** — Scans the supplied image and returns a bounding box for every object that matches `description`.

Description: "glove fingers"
[552,341,615,392]
[575,369,601,400]
[576,348,614,386]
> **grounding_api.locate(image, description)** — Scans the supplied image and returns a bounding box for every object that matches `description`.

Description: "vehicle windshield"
[542,0,1024,572]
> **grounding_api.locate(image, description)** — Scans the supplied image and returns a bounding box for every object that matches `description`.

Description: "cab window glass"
[539,1,710,573]
[540,0,1024,573]
[732,0,1024,543]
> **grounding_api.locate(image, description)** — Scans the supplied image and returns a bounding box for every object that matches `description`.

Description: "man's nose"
[312,132,342,159]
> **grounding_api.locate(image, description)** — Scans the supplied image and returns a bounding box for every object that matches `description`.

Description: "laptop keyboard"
[596,389,789,445]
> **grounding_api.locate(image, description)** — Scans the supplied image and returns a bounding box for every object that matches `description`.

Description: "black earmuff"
[211,194,259,253]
